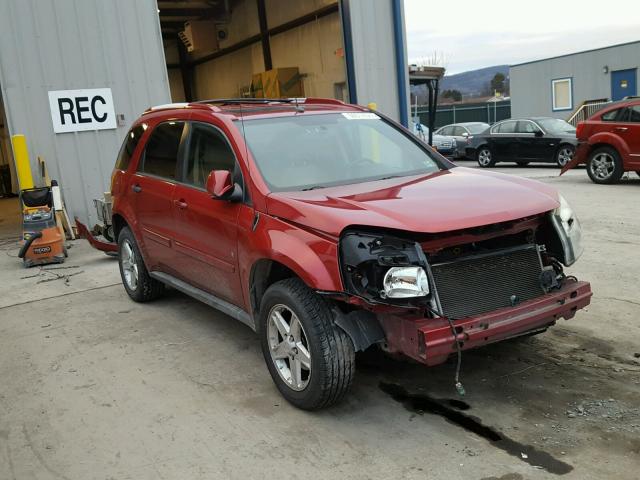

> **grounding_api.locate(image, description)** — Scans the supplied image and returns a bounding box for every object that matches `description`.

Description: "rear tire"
[586,146,623,184]
[556,144,575,168]
[476,146,496,167]
[117,227,164,302]
[259,278,355,410]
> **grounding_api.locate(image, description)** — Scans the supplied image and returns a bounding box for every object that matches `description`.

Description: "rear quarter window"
[115,125,146,170]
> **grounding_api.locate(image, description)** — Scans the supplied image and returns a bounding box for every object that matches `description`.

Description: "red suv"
[111,98,591,410]
[564,98,640,183]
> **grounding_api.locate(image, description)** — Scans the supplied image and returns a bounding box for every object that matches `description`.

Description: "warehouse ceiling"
[158,0,234,39]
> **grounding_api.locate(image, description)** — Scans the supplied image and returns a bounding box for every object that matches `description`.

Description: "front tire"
[117,227,164,302]
[259,278,355,410]
[556,145,575,168]
[587,146,623,184]
[476,146,496,167]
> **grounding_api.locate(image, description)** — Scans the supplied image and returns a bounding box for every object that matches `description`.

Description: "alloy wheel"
[267,304,312,391]
[590,152,615,181]
[478,149,492,166]
[557,147,574,167]
[120,239,139,290]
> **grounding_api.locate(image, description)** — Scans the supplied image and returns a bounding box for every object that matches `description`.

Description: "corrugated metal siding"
[346,0,405,121]
[0,0,171,225]
[510,42,640,119]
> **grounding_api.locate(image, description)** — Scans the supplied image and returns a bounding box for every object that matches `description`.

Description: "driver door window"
[184,123,236,189]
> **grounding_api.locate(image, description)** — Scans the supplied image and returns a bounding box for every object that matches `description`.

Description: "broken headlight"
[550,194,583,266]
[339,231,431,304]
[382,266,429,298]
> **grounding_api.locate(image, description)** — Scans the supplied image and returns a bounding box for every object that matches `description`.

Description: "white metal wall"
[345,0,409,123]
[0,0,171,225]
[510,41,640,119]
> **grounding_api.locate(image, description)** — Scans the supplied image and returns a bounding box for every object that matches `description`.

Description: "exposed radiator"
[430,245,545,319]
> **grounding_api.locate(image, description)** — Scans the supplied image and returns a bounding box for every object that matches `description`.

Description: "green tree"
[442,89,462,101]
[490,73,506,94]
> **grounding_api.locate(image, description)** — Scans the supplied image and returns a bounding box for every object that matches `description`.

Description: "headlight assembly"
[381,266,430,298]
[339,231,431,304]
[550,194,583,266]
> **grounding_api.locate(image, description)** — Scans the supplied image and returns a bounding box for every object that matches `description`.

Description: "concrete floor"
[0,166,638,480]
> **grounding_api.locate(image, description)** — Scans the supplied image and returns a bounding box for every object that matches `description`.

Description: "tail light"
[576,122,584,139]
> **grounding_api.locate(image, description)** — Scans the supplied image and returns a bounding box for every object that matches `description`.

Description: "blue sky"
[404,0,639,75]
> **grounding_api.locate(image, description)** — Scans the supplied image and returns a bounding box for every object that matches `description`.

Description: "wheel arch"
[249,259,299,321]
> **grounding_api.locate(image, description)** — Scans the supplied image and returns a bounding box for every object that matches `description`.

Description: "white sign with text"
[48,88,116,133]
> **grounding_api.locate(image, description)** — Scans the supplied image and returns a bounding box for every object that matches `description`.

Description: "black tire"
[476,146,496,167]
[117,226,164,302]
[259,278,355,410]
[104,225,115,243]
[636,171,640,178]
[586,146,624,184]
[555,144,575,168]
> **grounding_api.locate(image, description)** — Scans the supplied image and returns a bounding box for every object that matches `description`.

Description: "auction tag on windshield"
[341,112,379,120]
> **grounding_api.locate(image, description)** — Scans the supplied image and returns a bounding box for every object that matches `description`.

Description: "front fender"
[238,211,343,312]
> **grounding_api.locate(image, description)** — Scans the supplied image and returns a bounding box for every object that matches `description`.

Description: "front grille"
[430,245,545,319]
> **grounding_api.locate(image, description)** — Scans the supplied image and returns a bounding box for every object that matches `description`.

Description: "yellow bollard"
[12,134,34,190]
[367,102,377,111]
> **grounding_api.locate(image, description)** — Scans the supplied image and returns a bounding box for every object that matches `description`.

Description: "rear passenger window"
[495,121,516,133]
[184,123,236,188]
[140,122,184,179]
[601,109,621,121]
[115,124,145,170]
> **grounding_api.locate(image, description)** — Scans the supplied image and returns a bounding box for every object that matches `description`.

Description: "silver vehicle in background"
[436,122,490,159]
[412,122,457,156]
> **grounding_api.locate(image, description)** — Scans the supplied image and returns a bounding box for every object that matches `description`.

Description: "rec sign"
[48,88,116,133]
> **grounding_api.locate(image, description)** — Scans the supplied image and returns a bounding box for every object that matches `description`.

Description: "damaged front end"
[336,198,592,367]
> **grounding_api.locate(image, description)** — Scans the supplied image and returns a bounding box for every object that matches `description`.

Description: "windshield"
[242,113,444,192]
[467,123,489,134]
[537,118,576,135]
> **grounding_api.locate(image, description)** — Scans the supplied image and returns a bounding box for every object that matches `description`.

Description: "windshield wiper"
[300,185,325,191]
[375,175,403,181]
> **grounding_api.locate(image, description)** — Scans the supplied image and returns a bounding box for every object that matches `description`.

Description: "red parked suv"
[111,98,591,410]
[563,98,640,183]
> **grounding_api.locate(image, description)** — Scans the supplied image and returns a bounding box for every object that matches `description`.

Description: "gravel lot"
[0,164,638,480]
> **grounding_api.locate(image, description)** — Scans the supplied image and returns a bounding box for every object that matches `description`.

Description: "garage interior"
[0,90,20,238]
[158,0,348,102]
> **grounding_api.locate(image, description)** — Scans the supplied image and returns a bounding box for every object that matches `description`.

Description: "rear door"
[129,121,186,274]
[490,120,518,160]
[172,121,244,305]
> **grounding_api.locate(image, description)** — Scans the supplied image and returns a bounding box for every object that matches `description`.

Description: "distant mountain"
[411,65,510,103]
[440,65,509,97]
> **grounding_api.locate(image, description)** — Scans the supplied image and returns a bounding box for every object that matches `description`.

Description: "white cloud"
[404,0,640,74]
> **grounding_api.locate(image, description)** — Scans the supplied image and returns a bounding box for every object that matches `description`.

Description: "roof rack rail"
[194,98,297,105]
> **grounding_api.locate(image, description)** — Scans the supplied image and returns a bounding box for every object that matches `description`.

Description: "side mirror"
[206,170,241,201]
[534,130,544,137]
[461,132,469,138]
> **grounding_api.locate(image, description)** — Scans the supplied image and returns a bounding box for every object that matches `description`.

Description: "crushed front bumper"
[378,280,592,366]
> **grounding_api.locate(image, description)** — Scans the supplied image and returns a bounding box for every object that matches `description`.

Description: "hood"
[265,167,560,237]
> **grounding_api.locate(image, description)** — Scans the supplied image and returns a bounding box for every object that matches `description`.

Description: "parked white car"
[412,122,457,156]
[436,122,490,159]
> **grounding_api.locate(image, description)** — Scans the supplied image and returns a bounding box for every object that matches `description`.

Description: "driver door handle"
[614,127,628,132]
[174,199,188,210]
